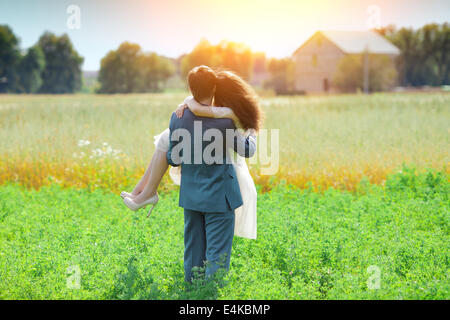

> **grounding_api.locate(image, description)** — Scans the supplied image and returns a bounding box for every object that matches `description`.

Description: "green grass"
[1,92,448,170]
[0,92,448,299]
[1,168,448,299]
[1,92,448,192]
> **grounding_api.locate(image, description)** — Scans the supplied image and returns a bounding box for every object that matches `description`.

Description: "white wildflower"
[78,139,91,147]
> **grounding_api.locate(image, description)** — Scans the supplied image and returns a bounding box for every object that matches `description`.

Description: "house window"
[312,54,318,67]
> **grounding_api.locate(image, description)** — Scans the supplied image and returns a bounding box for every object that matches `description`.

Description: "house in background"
[292,30,400,93]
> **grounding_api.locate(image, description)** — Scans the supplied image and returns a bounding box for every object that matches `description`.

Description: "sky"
[1,0,449,70]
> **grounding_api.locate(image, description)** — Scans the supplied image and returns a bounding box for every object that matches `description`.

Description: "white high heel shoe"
[120,191,136,199]
[123,194,159,218]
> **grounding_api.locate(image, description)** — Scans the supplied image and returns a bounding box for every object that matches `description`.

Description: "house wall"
[293,32,346,93]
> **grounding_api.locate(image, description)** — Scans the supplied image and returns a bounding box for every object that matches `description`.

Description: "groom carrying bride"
[167,65,256,283]
[122,64,261,284]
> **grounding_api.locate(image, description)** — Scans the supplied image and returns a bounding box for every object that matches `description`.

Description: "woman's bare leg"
[133,150,169,204]
[131,155,155,196]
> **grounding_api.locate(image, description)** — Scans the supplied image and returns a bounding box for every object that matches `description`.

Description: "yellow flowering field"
[0,92,448,192]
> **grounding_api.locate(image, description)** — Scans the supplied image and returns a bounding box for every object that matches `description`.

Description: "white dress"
[154,107,257,240]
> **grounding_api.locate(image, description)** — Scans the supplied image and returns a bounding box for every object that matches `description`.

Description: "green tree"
[333,54,398,93]
[137,53,175,92]
[98,42,175,93]
[217,41,253,80]
[181,39,254,80]
[264,58,295,94]
[98,42,141,93]
[377,23,450,86]
[181,39,218,76]
[0,25,21,93]
[37,32,84,93]
[420,23,449,85]
[17,46,46,93]
[252,52,267,74]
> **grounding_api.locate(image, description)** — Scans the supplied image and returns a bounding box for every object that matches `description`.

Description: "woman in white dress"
[121,70,262,239]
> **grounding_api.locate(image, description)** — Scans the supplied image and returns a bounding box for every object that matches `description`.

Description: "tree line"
[178,23,448,94]
[0,25,175,94]
[1,22,448,94]
[0,25,83,93]
[376,23,449,87]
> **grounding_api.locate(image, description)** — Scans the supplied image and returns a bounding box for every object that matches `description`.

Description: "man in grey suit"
[167,66,255,283]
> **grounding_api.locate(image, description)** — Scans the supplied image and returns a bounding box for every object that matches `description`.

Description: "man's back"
[167,109,243,212]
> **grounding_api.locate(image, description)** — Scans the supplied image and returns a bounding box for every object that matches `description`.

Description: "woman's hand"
[175,103,188,118]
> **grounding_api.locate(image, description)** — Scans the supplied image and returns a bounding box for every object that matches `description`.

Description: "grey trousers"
[183,208,235,283]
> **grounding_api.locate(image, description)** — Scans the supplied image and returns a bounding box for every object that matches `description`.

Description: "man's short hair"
[187,65,216,101]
